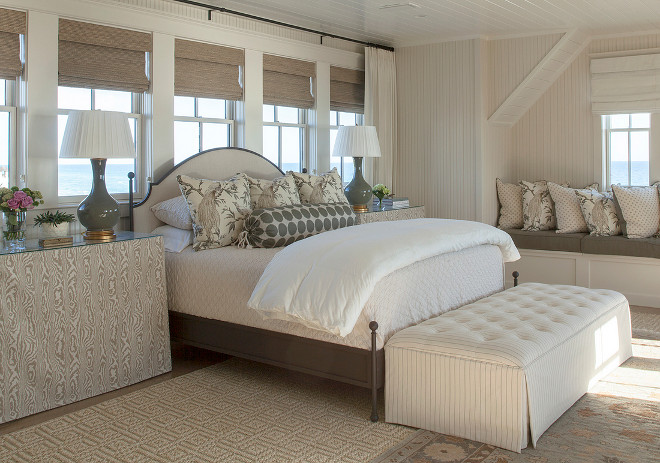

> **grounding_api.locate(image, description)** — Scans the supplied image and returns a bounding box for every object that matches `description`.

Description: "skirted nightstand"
[0,232,171,424]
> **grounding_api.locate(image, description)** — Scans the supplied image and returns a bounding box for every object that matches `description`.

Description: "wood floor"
[0,306,656,436]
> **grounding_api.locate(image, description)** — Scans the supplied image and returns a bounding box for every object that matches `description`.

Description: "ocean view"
[3,160,648,197]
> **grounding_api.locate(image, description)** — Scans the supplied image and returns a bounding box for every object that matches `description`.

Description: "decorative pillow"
[496,178,523,229]
[520,180,564,231]
[240,203,356,248]
[152,225,194,253]
[611,184,660,239]
[150,195,192,230]
[245,173,300,209]
[289,168,347,204]
[177,173,251,251]
[548,182,598,234]
[574,190,621,236]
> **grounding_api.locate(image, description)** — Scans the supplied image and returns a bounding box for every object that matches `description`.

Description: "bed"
[130,147,510,421]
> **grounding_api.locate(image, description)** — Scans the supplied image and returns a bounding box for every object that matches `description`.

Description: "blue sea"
[45,160,655,197]
[610,161,650,187]
[57,161,354,197]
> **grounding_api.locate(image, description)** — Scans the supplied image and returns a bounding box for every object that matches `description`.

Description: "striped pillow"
[240,203,356,248]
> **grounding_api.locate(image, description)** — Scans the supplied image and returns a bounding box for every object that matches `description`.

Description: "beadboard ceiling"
[193,0,660,47]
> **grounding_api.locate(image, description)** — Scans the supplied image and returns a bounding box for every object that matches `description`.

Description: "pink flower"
[6,198,19,209]
[13,191,27,200]
[20,196,33,209]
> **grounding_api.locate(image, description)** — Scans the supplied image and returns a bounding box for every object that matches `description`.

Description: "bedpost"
[128,172,135,232]
[369,320,379,422]
[513,271,519,287]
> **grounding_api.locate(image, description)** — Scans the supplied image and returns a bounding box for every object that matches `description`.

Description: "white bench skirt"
[385,283,633,452]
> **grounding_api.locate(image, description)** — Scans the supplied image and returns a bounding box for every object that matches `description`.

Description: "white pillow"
[152,225,193,253]
[150,195,192,230]
[611,184,660,239]
[496,178,523,229]
[548,182,598,234]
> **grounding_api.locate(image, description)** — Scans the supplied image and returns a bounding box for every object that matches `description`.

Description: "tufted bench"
[384,283,633,452]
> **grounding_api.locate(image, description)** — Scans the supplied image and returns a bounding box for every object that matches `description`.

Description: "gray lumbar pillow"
[239,203,355,248]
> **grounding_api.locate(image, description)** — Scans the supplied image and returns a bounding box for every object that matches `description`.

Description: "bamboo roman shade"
[591,54,660,114]
[59,19,152,92]
[0,8,25,80]
[330,66,364,113]
[263,54,315,109]
[175,39,244,100]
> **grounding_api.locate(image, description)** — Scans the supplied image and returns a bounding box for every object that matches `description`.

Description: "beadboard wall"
[512,32,660,188]
[396,39,479,221]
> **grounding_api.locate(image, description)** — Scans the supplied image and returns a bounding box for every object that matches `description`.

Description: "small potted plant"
[34,210,76,238]
[371,184,392,209]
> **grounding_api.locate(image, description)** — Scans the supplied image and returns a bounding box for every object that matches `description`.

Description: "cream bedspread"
[165,243,505,350]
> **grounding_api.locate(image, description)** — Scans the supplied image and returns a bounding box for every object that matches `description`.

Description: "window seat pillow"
[496,178,523,229]
[240,203,356,248]
[548,182,598,234]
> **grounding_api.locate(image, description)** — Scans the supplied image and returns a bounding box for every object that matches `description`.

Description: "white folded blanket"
[248,218,520,336]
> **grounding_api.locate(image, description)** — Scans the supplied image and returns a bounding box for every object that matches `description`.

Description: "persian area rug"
[371,338,660,463]
[0,358,414,463]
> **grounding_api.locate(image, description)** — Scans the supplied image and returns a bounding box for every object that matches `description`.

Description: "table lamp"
[59,110,135,241]
[332,126,382,212]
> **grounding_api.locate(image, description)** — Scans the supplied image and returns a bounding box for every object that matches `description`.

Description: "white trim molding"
[505,249,660,309]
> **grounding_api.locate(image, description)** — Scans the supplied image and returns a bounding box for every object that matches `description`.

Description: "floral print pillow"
[520,180,559,231]
[574,190,621,236]
[177,173,251,251]
[245,173,301,210]
[289,168,348,204]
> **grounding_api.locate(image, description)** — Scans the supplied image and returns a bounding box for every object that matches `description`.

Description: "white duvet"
[248,218,520,337]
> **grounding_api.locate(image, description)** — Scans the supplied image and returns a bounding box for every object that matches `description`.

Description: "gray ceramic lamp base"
[344,157,372,213]
[77,158,120,240]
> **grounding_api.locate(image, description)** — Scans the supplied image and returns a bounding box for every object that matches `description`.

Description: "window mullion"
[628,130,632,186]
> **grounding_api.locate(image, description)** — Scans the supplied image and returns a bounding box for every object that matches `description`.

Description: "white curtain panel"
[364,47,397,189]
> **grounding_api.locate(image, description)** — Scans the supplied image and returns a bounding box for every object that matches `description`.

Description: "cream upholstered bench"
[384,283,632,452]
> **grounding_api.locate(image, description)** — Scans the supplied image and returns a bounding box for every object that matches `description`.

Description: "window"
[57,86,141,197]
[330,110,364,183]
[174,96,234,164]
[263,104,306,172]
[0,79,16,189]
[603,113,650,187]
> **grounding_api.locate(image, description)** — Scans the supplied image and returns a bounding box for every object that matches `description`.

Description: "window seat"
[505,229,584,253]
[503,229,660,308]
[504,229,660,259]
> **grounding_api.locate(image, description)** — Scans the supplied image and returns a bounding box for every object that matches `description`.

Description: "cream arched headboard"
[131,147,284,233]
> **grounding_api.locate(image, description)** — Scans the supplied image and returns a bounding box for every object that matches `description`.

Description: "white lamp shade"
[332,126,382,158]
[59,110,135,159]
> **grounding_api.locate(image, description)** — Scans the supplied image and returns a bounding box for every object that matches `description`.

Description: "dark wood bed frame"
[129,148,384,421]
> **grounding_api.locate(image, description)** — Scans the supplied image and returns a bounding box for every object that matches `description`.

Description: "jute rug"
[371,337,660,463]
[0,358,414,463]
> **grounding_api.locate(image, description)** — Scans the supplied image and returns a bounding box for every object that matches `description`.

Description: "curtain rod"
[171,0,395,52]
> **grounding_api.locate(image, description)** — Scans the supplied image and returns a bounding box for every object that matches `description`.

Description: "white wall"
[3,0,364,218]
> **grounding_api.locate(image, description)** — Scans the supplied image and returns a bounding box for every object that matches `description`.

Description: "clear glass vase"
[2,210,27,251]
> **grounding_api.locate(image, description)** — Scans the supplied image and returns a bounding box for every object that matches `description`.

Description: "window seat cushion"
[504,229,585,253]
[581,235,660,259]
